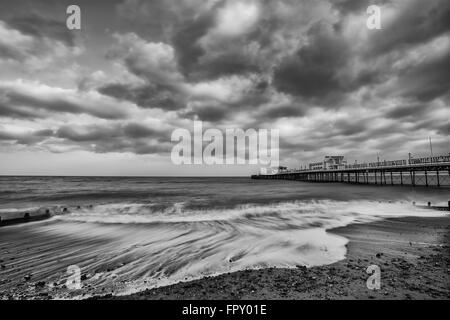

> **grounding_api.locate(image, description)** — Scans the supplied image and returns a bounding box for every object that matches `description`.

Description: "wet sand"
[102,216,450,300]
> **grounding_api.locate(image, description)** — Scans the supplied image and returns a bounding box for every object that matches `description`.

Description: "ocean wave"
[52,199,446,230]
[2,198,447,298]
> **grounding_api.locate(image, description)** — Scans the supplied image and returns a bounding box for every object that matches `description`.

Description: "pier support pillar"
[437,170,440,187]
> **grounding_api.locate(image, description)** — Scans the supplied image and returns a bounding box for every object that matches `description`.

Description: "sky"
[0,0,449,176]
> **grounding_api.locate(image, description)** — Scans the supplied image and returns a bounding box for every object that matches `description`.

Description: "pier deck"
[252,161,450,187]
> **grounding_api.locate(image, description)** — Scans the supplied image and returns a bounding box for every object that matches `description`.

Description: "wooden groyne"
[0,205,93,227]
[0,211,52,227]
[0,207,74,227]
[252,161,450,187]
[415,201,450,212]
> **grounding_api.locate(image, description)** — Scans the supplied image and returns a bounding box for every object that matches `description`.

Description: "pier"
[252,155,450,187]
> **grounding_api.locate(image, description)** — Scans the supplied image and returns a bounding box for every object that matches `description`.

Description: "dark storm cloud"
[1,0,449,163]
[123,122,167,139]
[55,122,172,155]
[101,26,273,120]
[0,42,27,62]
[98,83,183,111]
[395,51,450,102]
[0,82,130,120]
[105,31,186,94]
[332,119,370,137]
[354,121,408,143]
[332,0,370,13]
[257,103,306,120]
[331,0,390,14]
[270,21,382,103]
[272,22,350,99]
[436,122,450,136]
[117,0,183,41]
[0,0,82,65]
[190,52,261,81]
[0,20,31,62]
[182,105,228,123]
[407,114,450,140]
[367,0,450,57]
[182,78,273,122]
[171,13,215,77]
[385,104,431,120]
[94,139,171,155]
[116,0,262,81]
[0,100,39,119]
[5,13,76,47]
[0,128,53,145]
[279,136,336,153]
[57,123,170,142]
[57,125,119,142]
[8,91,82,114]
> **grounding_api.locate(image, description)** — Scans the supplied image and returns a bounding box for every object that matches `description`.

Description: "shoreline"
[97,215,450,300]
[1,201,447,228]
[1,214,448,300]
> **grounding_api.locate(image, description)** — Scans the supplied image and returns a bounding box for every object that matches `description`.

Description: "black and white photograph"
[0,0,449,311]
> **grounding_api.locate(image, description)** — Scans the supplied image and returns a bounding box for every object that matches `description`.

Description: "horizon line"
[0,174,252,178]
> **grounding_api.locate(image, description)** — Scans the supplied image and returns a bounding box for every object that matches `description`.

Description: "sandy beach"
[1,209,448,300]
[99,215,450,300]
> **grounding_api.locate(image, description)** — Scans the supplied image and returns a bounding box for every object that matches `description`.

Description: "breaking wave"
[54,199,444,227]
[22,199,441,297]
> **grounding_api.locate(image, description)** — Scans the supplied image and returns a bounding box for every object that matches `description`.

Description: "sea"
[0,176,448,298]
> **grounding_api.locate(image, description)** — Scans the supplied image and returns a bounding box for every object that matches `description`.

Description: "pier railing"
[252,155,450,187]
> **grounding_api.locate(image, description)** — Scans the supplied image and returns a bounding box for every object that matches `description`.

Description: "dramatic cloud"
[108,33,184,87]
[0,0,449,175]
[0,21,35,62]
[55,122,172,154]
[0,20,81,70]
[0,80,132,120]
[0,127,53,145]
[5,13,77,47]
[273,21,351,99]
[366,0,450,56]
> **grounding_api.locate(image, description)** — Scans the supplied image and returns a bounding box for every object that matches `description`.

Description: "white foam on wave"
[54,199,445,226]
[33,199,448,297]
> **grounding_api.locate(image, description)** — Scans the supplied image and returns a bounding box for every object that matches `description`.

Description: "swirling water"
[0,176,448,297]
